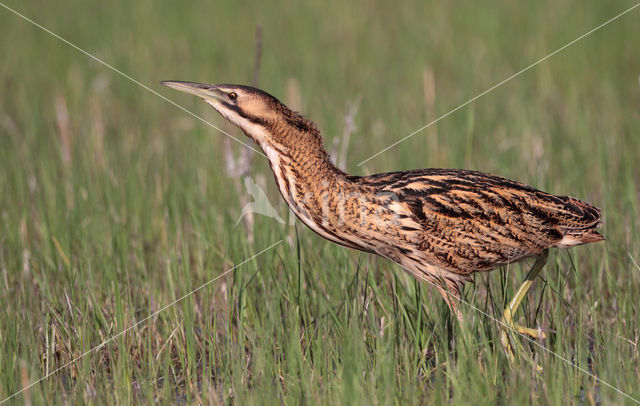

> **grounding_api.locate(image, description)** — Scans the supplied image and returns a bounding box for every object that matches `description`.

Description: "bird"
[162,80,604,350]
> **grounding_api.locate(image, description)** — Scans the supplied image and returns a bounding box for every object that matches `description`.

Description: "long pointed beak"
[161,81,225,103]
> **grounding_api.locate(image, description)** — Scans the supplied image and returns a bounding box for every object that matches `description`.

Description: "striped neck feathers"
[230,101,341,176]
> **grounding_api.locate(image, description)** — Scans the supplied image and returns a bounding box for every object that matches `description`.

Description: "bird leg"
[500,249,549,358]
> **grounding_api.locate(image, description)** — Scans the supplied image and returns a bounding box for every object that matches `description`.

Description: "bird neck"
[238,111,355,223]
[256,122,347,188]
[239,106,348,184]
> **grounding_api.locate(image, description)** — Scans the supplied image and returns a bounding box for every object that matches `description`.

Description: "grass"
[1,0,639,404]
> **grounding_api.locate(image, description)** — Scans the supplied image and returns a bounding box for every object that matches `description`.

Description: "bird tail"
[554,197,604,248]
[555,229,604,247]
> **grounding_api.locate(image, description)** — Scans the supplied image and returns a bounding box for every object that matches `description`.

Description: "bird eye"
[228,92,237,100]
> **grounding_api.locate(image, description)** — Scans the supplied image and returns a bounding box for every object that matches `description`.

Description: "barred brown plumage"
[162,80,604,354]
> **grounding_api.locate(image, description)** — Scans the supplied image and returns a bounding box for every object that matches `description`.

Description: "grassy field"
[1,0,639,404]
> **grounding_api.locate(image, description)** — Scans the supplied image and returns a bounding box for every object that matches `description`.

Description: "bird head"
[161,81,291,146]
[162,80,331,171]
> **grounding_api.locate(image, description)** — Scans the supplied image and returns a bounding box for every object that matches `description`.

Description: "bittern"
[162,81,604,351]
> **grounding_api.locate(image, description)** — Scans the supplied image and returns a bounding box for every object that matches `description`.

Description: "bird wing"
[360,168,602,276]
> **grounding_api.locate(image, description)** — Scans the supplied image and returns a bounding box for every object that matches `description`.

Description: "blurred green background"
[1,0,639,404]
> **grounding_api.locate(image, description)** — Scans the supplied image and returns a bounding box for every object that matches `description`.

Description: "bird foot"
[500,327,517,362]
[512,324,551,340]
[499,320,552,363]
